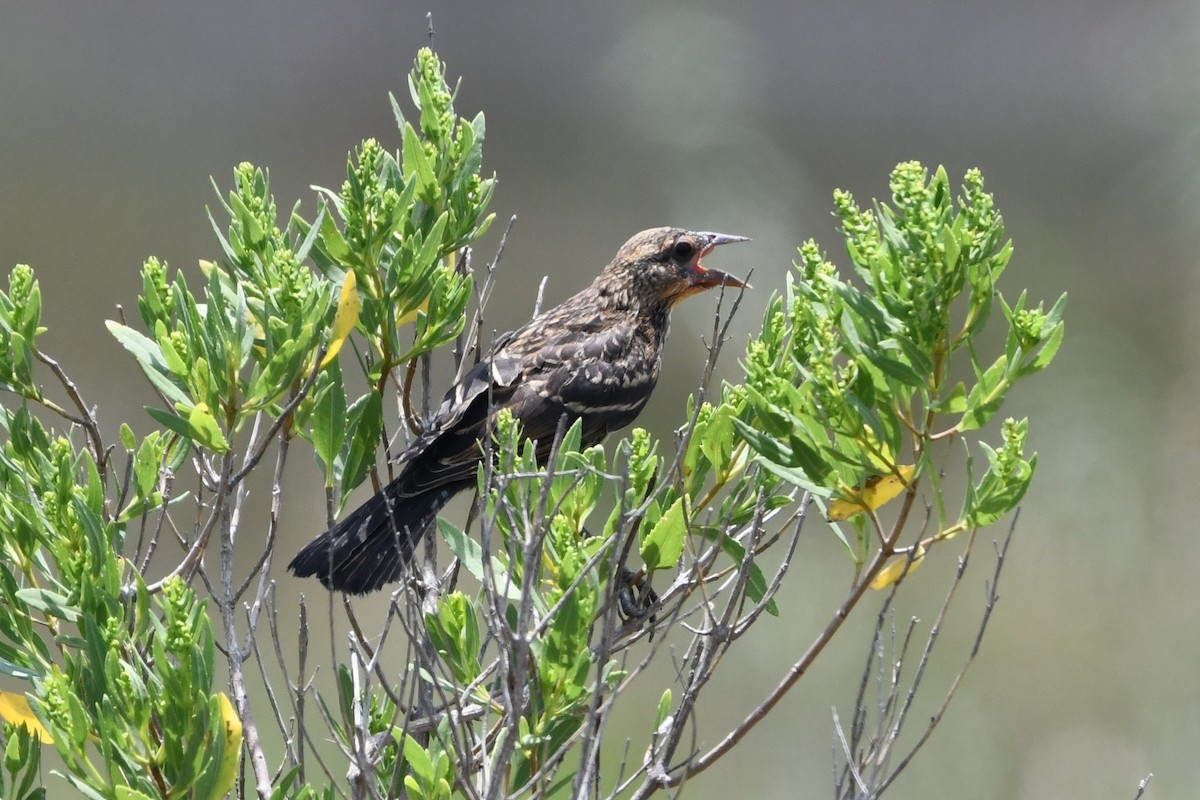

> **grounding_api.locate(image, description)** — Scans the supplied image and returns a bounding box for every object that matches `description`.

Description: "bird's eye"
[672,240,695,260]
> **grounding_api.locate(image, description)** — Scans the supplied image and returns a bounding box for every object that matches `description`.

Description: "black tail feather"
[288,480,461,594]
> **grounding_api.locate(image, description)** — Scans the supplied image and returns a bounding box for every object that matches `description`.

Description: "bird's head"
[603,227,749,308]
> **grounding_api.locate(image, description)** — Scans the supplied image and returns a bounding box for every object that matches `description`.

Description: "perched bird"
[289,227,748,594]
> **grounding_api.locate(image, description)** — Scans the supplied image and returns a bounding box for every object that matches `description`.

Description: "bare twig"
[33,346,107,483]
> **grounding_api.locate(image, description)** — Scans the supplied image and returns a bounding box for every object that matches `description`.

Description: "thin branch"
[214,449,274,796]
[33,346,107,482]
[872,514,1017,795]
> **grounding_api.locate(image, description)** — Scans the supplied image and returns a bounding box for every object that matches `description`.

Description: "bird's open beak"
[686,232,750,290]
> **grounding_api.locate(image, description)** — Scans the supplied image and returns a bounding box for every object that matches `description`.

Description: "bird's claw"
[617,567,659,625]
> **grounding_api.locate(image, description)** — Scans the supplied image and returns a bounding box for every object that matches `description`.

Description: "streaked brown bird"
[289,227,748,594]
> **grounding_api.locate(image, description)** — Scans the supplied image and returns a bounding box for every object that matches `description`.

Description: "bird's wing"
[495,320,653,446]
[390,358,510,499]
[394,320,645,497]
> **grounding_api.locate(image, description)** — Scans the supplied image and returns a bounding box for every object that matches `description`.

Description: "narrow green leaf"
[861,347,923,388]
[961,355,1008,432]
[753,457,831,497]
[403,735,435,785]
[294,203,326,265]
[1023,321,1064,375]
[416,213,450,269]
[119,423,137,452]
[155,320,188,377]
[732,418,792,467]
[654,689,672,729]
[310,366,347,485]
[14,589,79,622]
[700,403,735,479]
[436,519,520,601]
[388,91,406,130]
[146,407,194,443]
[402,121,439,204]
[318,212,354,270]
[339,390,382,495]
[115,788,156,800]
[133,434,162,498]
[106,321,191,405]
[0,657,38,680]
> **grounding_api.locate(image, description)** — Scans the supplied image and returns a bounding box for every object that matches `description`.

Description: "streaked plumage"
[289,227,747,593]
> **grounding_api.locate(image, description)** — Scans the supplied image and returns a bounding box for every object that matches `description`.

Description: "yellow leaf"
[0,691,53,743]
[870,545,926,590]
[214,692,243,797]
[395,294,431,330]
[828,464,915,521]
[320,271,360,368]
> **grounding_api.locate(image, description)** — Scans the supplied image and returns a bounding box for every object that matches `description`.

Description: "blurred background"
[0,1,1193,797]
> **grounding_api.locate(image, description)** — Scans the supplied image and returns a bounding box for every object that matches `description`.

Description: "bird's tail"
[288,480,458,594]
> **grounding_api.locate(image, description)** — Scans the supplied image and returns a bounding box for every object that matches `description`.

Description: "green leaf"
[14,589,79,622]
[119,423,137,452]
[62,774,107,800]
[601,661,628,690]
[115,789,155,800]
[117,492,164,524]
[402,121,439,205]
[403,735,435,786]
[931,381,967,414]
[339,390,382,495]
[415,212,449,271]
[228,191,267,251]
[704,531,779,616]
[1022,318,1065,376]
[106,321,190,405]
[641,496,687,571]
[310,366,347,485]
[147,407,195,443]
[966,450,1036,528]
[388,91,407,130]
[654,689,672,729]
[0,657,38,680]
[436,519,520,601]
[318,212,354,270]
[155,320,188,377]
[961,355,1008,432]
[753,457,831,497]
[732,418,793,468]
[247,326,310,410]
[294,203,326,265]
[426,592,481,684]
[700,402,735,479]
[186,403,230,453]
[133,434,163,498]
[861,346,923,388]
[167,435,192,472]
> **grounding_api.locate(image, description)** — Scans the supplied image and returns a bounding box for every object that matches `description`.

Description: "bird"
[288,227,748,594]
